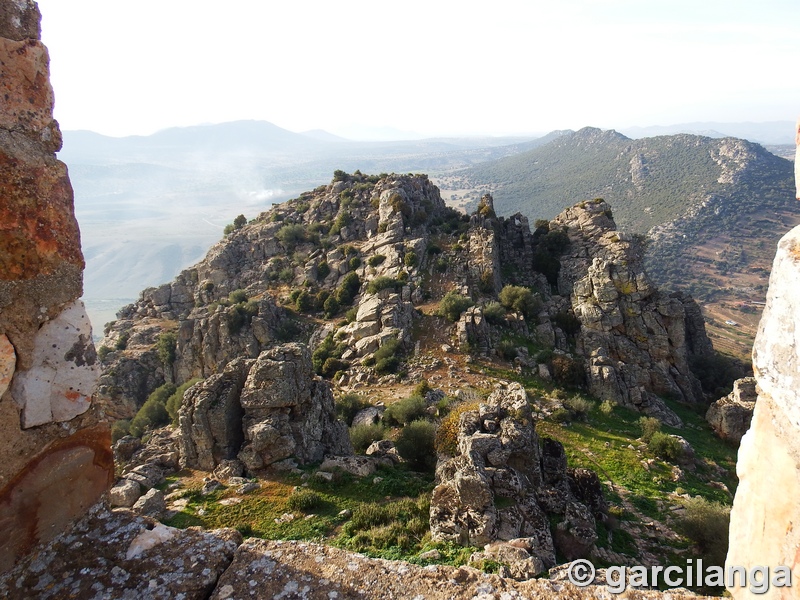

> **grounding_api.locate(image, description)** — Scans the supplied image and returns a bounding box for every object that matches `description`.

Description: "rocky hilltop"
[99,174,712,432]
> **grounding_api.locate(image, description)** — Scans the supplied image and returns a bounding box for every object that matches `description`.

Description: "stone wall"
[0,0,112,572]
[725,124,800,598]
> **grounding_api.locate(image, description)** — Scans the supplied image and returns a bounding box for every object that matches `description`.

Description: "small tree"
[156,331,177,367]
[499,285,540,320]
[437,291,473,322]
[395,420,437,471]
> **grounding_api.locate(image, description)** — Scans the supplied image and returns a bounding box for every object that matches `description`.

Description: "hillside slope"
[441,128,799,358]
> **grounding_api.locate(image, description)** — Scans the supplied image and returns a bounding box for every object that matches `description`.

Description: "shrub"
[226,299,259,333]
[383,395,427,427]
[437,291,473,322]
[336,272,361,305]
[316,261,331,280]
[395,420,437,471]
[165,378,201,423]
[322,357,349,378]
[599,399,616,415]
[498,285,540,320]
[477,271,495,294]
[404,251,418,268]
[348,256,361,271]
[97,345,112,362]
[550,407,573,423]
[372,337,401,374]
[497,339,518,361]
[286,489,325,512]
[336,393,368,426]
[678,497,731,569]
[366,276,400,295]
[564,395,594,420]
[115,331,130,351]
[275,318,300,342]
[435,401,480,455]
[350,423,385,453]
[229,289,248,304]
[129,386,172,438]
[295,290,314,313]
[482,301,506,325]
[156,331,177,367]
[323,295,340,318]
[648,431,684,462]
[367,254,386,267]
[111,419,131,443]
[637,416,662,442]
[413,379,432,398]
[276,223,307,250]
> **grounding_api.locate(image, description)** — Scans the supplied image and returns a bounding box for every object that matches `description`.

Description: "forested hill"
[446,127,799,358]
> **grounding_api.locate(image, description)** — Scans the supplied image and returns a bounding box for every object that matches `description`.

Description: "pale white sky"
[36,0,800,139]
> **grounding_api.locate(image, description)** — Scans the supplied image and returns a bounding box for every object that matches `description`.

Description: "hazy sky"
[36,0,800,139]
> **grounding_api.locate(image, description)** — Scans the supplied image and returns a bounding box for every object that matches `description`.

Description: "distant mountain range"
[620,120,796,145]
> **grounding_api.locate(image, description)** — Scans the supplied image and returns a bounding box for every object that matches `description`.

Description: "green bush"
[276,223,307,251]
[348,256,361,271]
[372,337,401,374]
[564,395,595,420]
[678,496,731,569]
[111,419,131,443]
[553,311,581,336]
[323,295,340,318]
[165,378,201,423]
[336,272,361,305]
[648,431,683,462]
[637,416,662,442]
[482,301,506,325]
[395,420,437,471]
[286,489,325,512]
[129,383,174,438]
[497,339,518,361]
[383,395,427,427]
[498,285,540,319]
[437,291,473,322]
[115,331,130,351]
[412,379,432,398]
[367,254,386,267]
[156,331,177,367]
[97,345,112,362]
[316,261,331,280]
[365,276,399,295]
[350,423,385,453]
[295,290,314,313]
[550,354,585,387]
[336,393,368,426]
[599,399,616,415]
[551,407,573,423]
[477,271,495,294]
[435,401,480,455]
[229,289,248,304]
[404,251,418,268]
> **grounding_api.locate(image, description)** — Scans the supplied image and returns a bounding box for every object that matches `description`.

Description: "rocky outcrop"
[0,502,710,600]
[430,383,605,573]
[0,0,111,571]
[179,343,351,474]
[554,199,709,424]
[727,223,800,597]
[705,377,756,443]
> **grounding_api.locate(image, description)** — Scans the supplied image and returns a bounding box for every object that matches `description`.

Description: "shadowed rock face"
[179,343,352,475]
[0,0,111,572]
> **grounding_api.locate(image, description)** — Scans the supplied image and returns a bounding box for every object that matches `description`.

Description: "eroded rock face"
[0,504,242,599]
[429,383,605,572]
[727,224,800,598]
[179,343,351,474]
[0,0,110,571]
[554,200,710,424]
[705,377,756,444]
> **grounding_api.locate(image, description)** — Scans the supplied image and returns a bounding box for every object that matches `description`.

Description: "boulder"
[706,377,756,443]
[109,479,142,508]
[132,488,166,519]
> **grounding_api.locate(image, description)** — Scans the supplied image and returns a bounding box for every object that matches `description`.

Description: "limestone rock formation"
[429,382,605,572]
[0,501,710,600]
[554,199,710,424]
[727,223,800,597]
[179,343,351,474]
[705,377,756,443]
[0,0,111,571]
